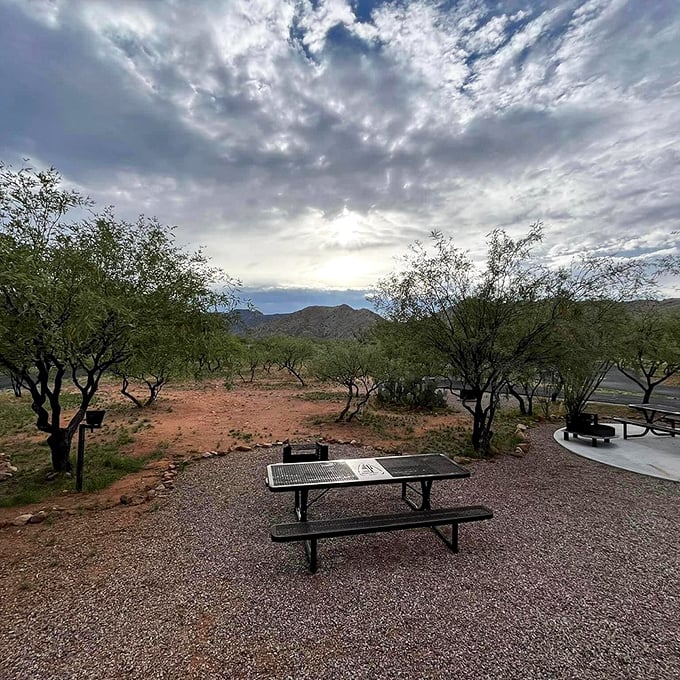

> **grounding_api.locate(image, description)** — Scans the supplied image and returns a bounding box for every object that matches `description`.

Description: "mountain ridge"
[231,304,382,339]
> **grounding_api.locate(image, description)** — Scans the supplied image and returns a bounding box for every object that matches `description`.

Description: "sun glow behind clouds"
[326,206,364,248]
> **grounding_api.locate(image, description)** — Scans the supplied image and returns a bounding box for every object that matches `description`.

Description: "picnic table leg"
[295,489,309,522]
[303,537,318,572]
[431,522,459,552]
[401,480,433,510]
[420,480,433,510]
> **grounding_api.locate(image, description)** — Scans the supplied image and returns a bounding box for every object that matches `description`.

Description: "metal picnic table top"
[266,453,470,492]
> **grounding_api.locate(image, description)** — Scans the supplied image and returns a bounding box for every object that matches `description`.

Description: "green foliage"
[377,378,447,409]
[614,306,680,402]
[554,301,622,418]
[298,391,346,402]
[235,339,265,383]
[0,404,159,507]
[0,393,34,436]
[80,446,151,493]
[260,336,315,386]
[370,320,449,409]
[311,340,389,421]
[228,427,254,442]
[418,425,477,458]
[372,224,658,454]
[0,161,237,470]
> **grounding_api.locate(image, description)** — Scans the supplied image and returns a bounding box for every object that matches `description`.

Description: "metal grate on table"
[271,461,357,486]
[378,454,464,478]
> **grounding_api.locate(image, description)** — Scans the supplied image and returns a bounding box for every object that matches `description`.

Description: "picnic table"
[612,403,680,439]
[266,453,471,521]
[266,453,493,571]
[629,403,680,425]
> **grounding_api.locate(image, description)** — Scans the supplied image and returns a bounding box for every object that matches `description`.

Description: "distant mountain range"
[231,304,382,339]
[230,298,680,341]
[634,298,680,312]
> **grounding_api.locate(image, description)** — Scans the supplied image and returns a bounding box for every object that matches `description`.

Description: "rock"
[28,511,48,524]
[12,514,33,526]
[234,445,252,452]
[454,456,475,464]
[216,450,227,456]
[349,440,358,445]
[201,451,215,459]
[517,442,530,453]
[0,471,13,481]
[516,423,528,431]
[8,464,18,472]
[155,484,166,492]
[510,447,526,458]
[120,495,133,505]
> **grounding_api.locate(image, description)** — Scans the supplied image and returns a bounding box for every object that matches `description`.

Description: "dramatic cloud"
[1,0,678,311]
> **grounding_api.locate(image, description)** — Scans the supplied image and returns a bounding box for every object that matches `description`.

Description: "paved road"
[592,367,679,405]
[443,368,680,407]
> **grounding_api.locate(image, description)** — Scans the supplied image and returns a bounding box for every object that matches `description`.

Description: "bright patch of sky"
[1,0,678,312]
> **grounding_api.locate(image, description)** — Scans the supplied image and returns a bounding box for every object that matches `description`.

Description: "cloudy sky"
[1,0,679,313]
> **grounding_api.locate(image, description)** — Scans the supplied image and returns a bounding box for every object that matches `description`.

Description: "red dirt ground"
[0,374,470,526]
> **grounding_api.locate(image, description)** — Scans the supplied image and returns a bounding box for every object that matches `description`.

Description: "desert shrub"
[377,377,447,410]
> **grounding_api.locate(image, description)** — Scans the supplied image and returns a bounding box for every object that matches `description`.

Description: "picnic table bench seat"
[271,505,493,572]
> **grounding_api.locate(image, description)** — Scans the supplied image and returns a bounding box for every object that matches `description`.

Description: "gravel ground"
[1,424,679,679]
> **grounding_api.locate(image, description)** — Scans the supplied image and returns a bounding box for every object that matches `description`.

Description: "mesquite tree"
[261,336,314,386]
[113,227,239,407]
[372,224,656,455]
[614,305,680,403]
[0,162,235,471]
[312,340,388,421]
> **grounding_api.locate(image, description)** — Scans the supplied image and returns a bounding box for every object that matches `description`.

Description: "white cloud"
[1,0,679,309]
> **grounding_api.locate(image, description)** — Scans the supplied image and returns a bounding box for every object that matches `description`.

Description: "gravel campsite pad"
[1,425,678,679]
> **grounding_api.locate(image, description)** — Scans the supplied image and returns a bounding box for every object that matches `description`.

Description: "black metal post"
[76,410,105,492]
[76,423,87,492]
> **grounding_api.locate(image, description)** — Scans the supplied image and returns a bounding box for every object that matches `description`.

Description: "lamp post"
[76,410,105,492]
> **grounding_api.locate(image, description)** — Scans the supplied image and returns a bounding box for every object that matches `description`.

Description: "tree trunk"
[10,374,22,397]
[550,378,563,403]
[337,384,355,422]
[507,385,527,415]
[642,386,653,404]
[285,366,305,387]
[471,398,487,453]
[47,428,74,472]
[121,376,145,408]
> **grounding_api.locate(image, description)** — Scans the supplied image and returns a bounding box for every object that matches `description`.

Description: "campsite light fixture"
[76,410,106,492]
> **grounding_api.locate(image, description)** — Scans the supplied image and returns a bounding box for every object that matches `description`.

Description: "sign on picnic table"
[345,458,393,480]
